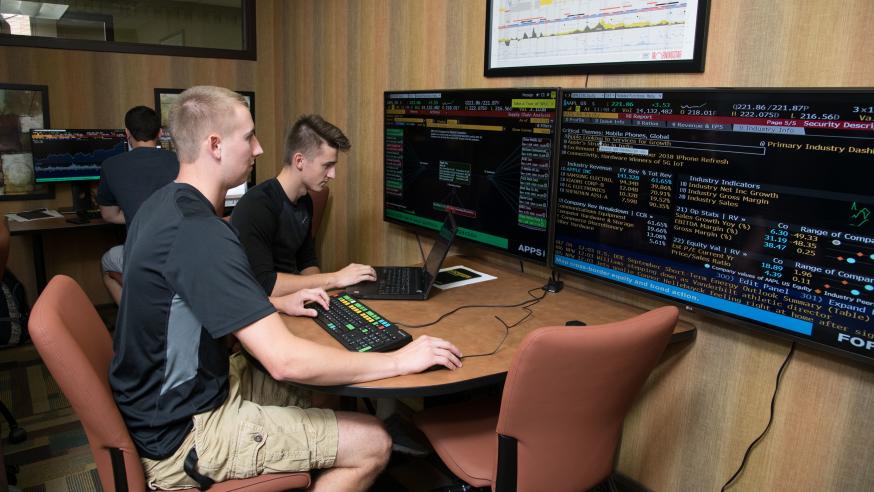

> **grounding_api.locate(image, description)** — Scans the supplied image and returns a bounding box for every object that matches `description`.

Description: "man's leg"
[100,245,124,304]
[102,272,122,304]
[310,411,392,492]
[235,353,389,490]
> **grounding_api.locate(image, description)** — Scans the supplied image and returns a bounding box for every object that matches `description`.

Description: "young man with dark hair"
[96,105,178,303]
[231,114,376,296]
[110,86,462,490]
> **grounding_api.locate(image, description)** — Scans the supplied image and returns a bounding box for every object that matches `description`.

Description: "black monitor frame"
[484,0,711,77]
[549,87,874,367]
[383,87,561,265]
[31,128,127,216]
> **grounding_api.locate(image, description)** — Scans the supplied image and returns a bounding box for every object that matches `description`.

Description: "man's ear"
[294,152,305,170]
[209,134,222,160]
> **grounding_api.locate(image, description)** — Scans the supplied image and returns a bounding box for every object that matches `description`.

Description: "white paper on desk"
[5,209,63,222]
[432,265,496,290]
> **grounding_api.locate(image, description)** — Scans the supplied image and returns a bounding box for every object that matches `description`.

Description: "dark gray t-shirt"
[95,146,179,229]
[109,183,275,459]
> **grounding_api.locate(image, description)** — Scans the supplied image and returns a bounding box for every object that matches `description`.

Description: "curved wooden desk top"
[282,256,695,397]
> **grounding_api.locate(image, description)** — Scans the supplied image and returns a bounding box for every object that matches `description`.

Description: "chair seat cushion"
[205,471,310,491]
[413,397,500,488]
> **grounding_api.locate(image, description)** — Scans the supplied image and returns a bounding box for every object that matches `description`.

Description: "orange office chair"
[413,306,680,492]
[29,275,311,491]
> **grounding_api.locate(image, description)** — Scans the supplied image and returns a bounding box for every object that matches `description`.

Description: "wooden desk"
[8,217,120,294]
[283,256,695,397]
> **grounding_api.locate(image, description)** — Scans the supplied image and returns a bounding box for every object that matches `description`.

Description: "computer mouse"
[565,320,587,326]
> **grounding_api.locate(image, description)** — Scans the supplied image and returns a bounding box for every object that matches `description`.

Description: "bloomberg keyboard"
[307,293,412,352]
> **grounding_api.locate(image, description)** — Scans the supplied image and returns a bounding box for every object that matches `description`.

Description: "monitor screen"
[553,89,874,364]
[225,182,247,208]
[31,129,127,182]
[383,88,559,263]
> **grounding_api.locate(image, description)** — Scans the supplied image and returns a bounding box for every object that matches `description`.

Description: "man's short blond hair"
[168,86,248,163]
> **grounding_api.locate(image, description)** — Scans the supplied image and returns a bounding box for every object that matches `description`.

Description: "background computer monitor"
[552,88,874,365]
[225,182,247,208]
[383,88,559,263]
[31,128,127,183]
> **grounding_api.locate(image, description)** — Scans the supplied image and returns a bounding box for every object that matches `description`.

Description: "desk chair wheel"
[7,425,26,444]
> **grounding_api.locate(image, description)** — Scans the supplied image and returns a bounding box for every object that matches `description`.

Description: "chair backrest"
[28,275,146,491]
[495,306,679,492]
[308,185,329,238]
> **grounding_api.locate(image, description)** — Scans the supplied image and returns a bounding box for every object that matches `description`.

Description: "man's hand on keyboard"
[392,335,463,374]
[271,288,329,317]
[331,263,377,288]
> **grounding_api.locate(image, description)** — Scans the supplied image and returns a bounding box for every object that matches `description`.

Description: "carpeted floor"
[0,343,101,491]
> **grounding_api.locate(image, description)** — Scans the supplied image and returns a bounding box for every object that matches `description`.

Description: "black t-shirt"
[95,147,179,229]
[230,178,318,294]
[109,183,276,459]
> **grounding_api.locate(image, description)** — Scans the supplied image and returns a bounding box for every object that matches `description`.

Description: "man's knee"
[101,245,125,274]
[336,412,392,468]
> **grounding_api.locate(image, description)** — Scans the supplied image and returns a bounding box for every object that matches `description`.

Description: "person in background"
[96,105,178,303]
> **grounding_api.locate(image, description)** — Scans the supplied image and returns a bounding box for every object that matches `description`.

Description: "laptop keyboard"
[307,294,412,352]
[377,268,419,294]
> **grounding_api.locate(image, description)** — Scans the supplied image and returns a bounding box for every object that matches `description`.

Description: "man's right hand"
[391,335,463,374]
[271,288,329,317]
[332,263,377,288]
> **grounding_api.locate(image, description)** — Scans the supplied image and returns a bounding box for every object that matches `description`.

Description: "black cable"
[721,342,796,491]
[461,297,540,360]
[462,321,509,360]
[395,287,546,329]
[519,259,524,273]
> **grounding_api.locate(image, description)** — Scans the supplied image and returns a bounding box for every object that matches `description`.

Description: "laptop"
[347,214,457,300]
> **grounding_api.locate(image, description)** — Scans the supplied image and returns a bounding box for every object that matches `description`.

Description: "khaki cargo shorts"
[142,353,338,490]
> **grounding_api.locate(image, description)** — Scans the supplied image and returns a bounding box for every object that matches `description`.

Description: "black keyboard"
[377,267,419,294]
[307,294,412,352]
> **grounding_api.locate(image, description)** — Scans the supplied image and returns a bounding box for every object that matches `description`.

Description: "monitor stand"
[67,182,97,224]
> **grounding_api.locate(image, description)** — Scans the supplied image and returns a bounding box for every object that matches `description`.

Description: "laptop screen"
[423,214,457,280]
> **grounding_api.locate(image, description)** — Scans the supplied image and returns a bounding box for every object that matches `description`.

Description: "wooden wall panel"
[278,1,874,490]
[3,0,873,488]
[0,5,277,305]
